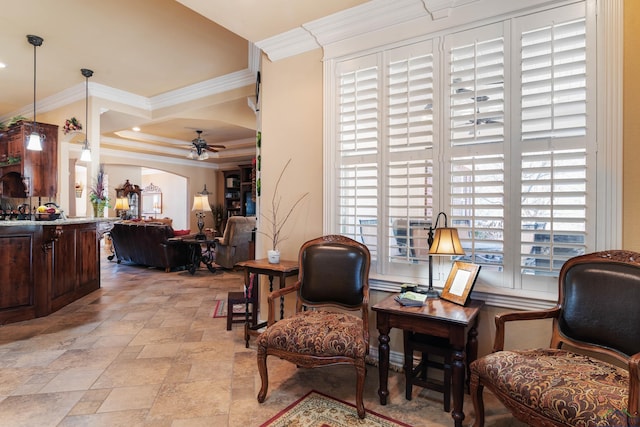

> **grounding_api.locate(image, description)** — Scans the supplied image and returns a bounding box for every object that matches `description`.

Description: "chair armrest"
[630,352,640,422]
[493,307,561,352]
[266,282,301,326]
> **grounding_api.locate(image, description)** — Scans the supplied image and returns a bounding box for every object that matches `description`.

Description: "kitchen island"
[0,218,113,324]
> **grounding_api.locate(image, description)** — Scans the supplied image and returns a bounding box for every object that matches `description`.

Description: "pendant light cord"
[33,43,36,125]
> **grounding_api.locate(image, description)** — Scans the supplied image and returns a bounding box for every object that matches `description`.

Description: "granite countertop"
[0,217,118,226]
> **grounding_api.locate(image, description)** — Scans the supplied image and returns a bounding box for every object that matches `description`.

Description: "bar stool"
[226,273,257,331]
[403,331,454,412]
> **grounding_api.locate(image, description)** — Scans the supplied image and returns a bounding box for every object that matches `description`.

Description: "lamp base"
[195,233,206,241]
[425,287,440,299]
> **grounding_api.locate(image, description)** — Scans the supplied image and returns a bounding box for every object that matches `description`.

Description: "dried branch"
[257,159,309,250]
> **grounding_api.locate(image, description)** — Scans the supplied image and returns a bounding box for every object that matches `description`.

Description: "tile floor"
[0,253,524,426]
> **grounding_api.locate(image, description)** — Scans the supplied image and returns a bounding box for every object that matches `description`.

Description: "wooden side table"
[180,237,218,274]
[372,294,483,427]
[235,258,299,347]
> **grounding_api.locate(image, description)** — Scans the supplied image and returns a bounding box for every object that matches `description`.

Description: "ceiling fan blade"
[207,144,225,149]
[205,146,220,152]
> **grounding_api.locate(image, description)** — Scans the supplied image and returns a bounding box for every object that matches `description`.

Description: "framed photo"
[440,261,481,306]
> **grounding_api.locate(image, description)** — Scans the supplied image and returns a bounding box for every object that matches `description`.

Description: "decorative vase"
[267,249,280,264]
[75,188,83,198]
[92,201,106,218]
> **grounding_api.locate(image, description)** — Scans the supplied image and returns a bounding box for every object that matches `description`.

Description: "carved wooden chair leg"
[256,346,269,403]
[469,373,485,427]
[355,360,366,419]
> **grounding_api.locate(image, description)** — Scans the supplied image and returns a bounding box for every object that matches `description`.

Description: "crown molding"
[0,42,260,123]
[304,0,428,47]
[255,27,321,62]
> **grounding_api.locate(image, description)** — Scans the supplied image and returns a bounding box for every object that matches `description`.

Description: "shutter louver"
[450,154,505,270]
[520,149,586,276]
[521,18,586,140]
[450,37,505,146]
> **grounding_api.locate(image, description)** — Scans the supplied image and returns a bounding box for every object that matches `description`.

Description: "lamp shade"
[27,132,43,151]
[429,227,465,255]
[80,143,92,162]
[191,194,211,212]
[114,197,130,211]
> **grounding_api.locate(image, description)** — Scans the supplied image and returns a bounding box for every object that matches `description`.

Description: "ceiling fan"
[187,130,225,160]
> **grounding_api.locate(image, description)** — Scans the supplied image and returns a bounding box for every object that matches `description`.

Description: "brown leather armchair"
[470,250,640,427]
[214,216,256,269]
[256,235,371,418]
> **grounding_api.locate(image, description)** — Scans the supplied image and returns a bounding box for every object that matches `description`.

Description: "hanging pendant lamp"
[26,35,43,151]
[80,68,93,162]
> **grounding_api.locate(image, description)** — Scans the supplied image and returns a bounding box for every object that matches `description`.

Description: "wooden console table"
[235,258,299,347]
[372,294,483,427]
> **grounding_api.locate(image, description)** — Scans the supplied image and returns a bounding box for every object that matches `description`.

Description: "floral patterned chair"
[256,235,371,418]
[470,250,640,427]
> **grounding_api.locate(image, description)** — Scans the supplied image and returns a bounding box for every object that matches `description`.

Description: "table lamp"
[114,196,130,220]
[192,185,211,240]
[426,212,465,298]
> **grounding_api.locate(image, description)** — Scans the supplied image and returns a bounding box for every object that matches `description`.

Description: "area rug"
[211,300,248,318]
[259,390,414,427]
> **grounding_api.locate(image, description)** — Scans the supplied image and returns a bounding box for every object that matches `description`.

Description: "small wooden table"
[235,258,299,347]
[372,294,483,427]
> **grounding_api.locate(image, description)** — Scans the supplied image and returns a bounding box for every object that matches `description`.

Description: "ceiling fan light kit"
[186,130,224,161]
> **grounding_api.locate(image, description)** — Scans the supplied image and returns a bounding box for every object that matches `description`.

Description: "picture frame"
[440,261,481,306]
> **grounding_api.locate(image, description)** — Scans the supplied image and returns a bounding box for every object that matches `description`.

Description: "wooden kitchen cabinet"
[0,120,58,197]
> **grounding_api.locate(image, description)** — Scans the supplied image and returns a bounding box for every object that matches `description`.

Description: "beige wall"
[624,0,640,251]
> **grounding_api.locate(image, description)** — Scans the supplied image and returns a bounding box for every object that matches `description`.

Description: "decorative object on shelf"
[425,211,465,299]
[211,203,224,235]
[74,182,83,198]
[89,164,110,217]
[26,34,44,151]
[63,117,82,135]
[79,68,93,162]
[186,130,225,160]
[192,185,212,240]
[258,158,309,263]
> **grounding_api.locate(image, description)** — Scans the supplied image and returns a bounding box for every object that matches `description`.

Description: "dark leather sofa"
[109,222,190,272]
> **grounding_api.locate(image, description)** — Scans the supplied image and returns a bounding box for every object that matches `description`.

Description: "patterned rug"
[211,300,249,318]
[259,390,414,427]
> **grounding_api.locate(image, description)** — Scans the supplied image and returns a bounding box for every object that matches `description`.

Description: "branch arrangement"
[258,158,309,250]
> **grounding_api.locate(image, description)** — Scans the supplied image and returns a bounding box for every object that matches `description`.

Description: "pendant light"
[26,35,43,151]
[80,68,93,162]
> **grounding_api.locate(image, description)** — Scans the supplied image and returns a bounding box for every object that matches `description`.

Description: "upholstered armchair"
[470,250,640,427]
[214,216,256,269]
[256,235,371,418]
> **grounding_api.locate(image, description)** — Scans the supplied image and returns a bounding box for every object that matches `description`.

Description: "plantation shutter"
[516,6,591,281]
[446,23,506,278]
[385,42,435,267]
[336,56,380,263]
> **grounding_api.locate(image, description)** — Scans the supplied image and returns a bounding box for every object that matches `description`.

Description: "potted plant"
[88,165,110,217]
[258,159,309,263]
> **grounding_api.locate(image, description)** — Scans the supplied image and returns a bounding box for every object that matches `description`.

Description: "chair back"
[557,250,640,358]
[297,235,370,309]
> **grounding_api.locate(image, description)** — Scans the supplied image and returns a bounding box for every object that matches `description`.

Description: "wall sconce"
[192,185,211,240]
[426,212,465,299]
[114,196,130,219]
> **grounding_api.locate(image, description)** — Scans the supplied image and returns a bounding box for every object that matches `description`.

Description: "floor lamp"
[426,212,465,299]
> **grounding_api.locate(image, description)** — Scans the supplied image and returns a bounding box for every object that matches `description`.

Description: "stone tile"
[97,384,160,412]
